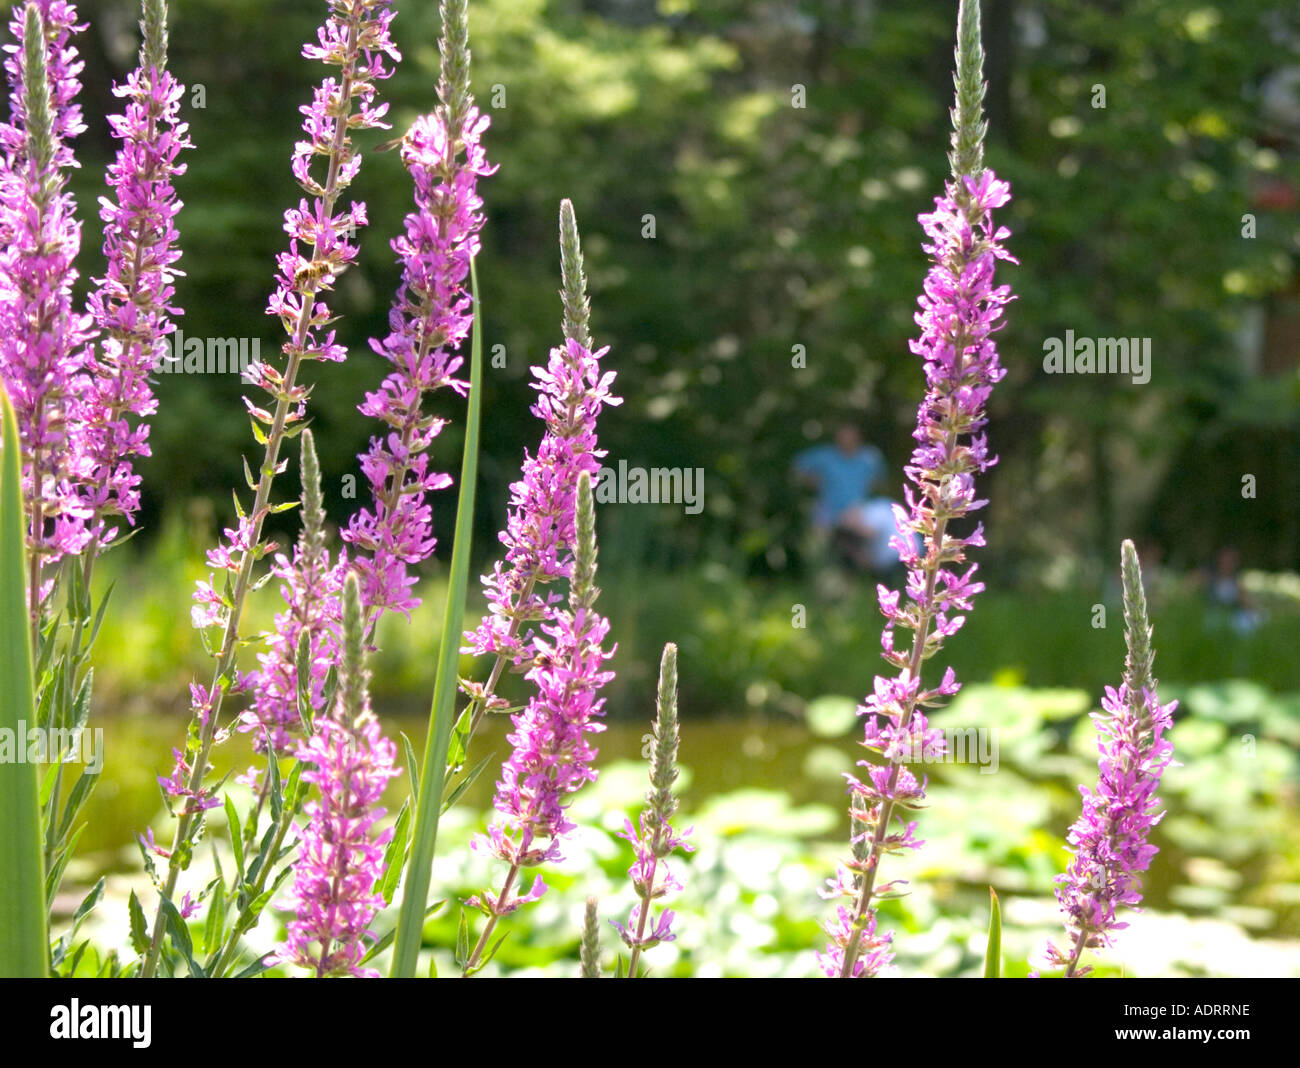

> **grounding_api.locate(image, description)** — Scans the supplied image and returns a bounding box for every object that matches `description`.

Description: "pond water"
[64,701,1300,947]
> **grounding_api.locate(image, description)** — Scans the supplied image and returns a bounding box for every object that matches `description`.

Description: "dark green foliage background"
[8,0,1300,595]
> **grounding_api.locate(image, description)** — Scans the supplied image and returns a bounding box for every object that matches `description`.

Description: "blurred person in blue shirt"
[793,422,902,573]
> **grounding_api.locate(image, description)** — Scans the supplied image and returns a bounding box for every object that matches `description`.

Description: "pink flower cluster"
[243,95,493,767]
[191,0,397,633]
[0,1,95,575]
[342,107,494,618]
[275,713,398,977]
[464,337,621,666]
[1046,683,1176,976]
[169,0,399,809]
[242,526,342,759]
[472,599,615,910]
[610,813,694,950]
[819,170,1016,978]
[78,42,190,546]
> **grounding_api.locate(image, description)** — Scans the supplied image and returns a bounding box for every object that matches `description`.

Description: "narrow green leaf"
[72,877,105,930]
[203,878,226,956]
[38,763,59,809]
[983,886,1001,978]
[267,752,283,824]
[55,768,99,846]
[32,612,59,684]
[377,802,411,906]
[69,667,93,733]
[399,730,419,803]
[161,896,204,976]
[128,891,149,957]
[391,258,483,977]
[65,939,89,978]
[231,953,274,979]
[358,901,444,968]
[455,908,469,969]
[439,753,492,815]
[86,580,116,650]
[1,386,47,975]
[445,706,471,770]
[225,795,245,881]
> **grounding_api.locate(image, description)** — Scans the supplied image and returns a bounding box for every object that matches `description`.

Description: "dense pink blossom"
[342,107,494,618]
[77,50,190,545]
[471,600,614,912]
[1046,683,1176,976]
[816,906,895,979]
[464,338,621,666]
[192,0,397,624]
[610,814,694,950]
[0,1,95,577]
[275,713,398,977]
[820,170,1015,978]
[166,0,397,809]
[241,535,343,758]
[245,93,493,767]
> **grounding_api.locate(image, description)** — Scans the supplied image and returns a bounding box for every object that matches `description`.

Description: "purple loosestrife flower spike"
[614,642,695,977]
[274,571,399,978]
[580,896,601,978]
[341,96,494,620]
[0,1,94,618]
[247,0,492,778]
[240,429,340,761]
[1046,540,1176,978]
[142,0,399,978]
[78,0,190,549]
[820,0,1016,979]
[463,472,614,974]
[459,200,618,743]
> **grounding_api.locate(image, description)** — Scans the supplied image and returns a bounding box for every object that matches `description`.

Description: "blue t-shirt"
[793,444,885,527]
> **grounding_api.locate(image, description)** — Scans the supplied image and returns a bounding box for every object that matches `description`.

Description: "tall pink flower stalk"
[456,199,616,748]
[465,335,620,669]
[464,471,614,975]
[142,0,399,978]
[0,0,94,620]
[819,0,1016,978]
[1046,540,1176,977]
[242,22,493,768]
[77,0,191,551]
[342,105,493,619]
[274,571,399,978]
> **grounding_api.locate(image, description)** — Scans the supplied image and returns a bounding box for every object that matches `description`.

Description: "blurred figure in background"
[1204,545,1265,636]
[793,422,903,579]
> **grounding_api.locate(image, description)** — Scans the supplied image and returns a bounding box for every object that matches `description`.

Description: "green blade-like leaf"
[0,388,47,976]
[128,890,150,957]
[376,801,411,906]
[231,952,274,979]
[399,730,419,802]
[390,258,483,978]
[358,901,444,967]
[983,886,1001,978]
[224,795,245,884]
[439,753,492,815]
